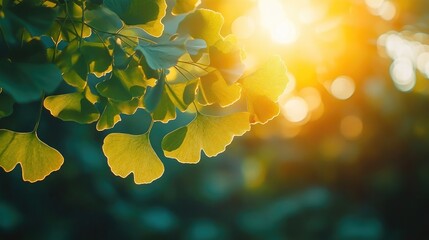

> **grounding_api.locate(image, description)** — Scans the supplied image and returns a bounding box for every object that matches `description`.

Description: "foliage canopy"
[0,0,288,183]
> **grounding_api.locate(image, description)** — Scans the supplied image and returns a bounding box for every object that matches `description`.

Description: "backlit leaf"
[239,56,288,124]
[0,130,64,183]
[162,112,250,163]
[136,38,186,70]
[104,0,167,37]
[44,91,100,124]
[178,9,223,46]
[197,71,241,107]
[172,0,200,15]
[210,36,245,85]
[103,132,164,184]
[96,65,147,101]
[96,98,142,131]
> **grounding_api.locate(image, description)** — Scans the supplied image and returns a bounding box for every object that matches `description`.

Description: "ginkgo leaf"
[239,56,288,124]
[85,5,123,33]
[44,91,100,124]
[96,65,147,101]
[162,112,250,163]
[172,0,200,15]
[167,79,198,111]
[210,36,245,85]
[136,38,186,70]
[152,84,176,123]
[103,133,164,184]
[0,130,64,183]
[3,0,58,37]
[178,9,224,46]
[96,98,142,131]
[0,61,62,103]
[104,0,167,37]
[197,71,241,107]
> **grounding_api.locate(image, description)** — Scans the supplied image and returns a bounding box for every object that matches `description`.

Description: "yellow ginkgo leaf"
[197,71,242,107]
[0,130,64,182]
[102,133,164,184]
[162,112,250,164]
[178,9,224,46]
[172,0,200,15]
[239,56,288,124]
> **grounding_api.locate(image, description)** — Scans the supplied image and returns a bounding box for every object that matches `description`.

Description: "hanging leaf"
[85,5,123,33]
[0,61,62,103]
[3,0,58,37]
[0,90,14,118]
[172,0,200,15]
[103,132,164,184]
[144,71,165,112]
[44,91,100,124]
[104,0,167,37]
[178,9,223,46]
[96,65,148,101]
[210,36,245,85]
[197,71,242,107]
[56,40,112,89]
[0,130,64,183]
[110,38,131,69]
[136,38,186,70]
[239,56,289,124]
[96,97,142,131]
[162,112,250,163]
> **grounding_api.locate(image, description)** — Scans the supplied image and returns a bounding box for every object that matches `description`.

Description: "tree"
[0,0,288,183]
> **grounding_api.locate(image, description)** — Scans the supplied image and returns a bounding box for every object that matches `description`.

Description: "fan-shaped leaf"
[162,112,250,163]
[197,71,241,107]
[178,9,223,46]
[172,0,200,15]
[239,56,288,124]
[96,98,142,131]
[0,130,64,183]
[103,133,164,184]
[44,91,100,124]
[85,5,123,33]
[136,38,186,70]
[104,0,167,37]
[96,65,147,101]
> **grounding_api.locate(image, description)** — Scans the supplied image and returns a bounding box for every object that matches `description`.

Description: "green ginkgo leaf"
[0,130,64,183]
[103,132,164,184]
[85,5,123,33]
[104,0,167,37]
[0,90,14,118]
[178,9,223,46]
[197,71,242,107]
[96,97,142,131]
[56,40,112,89]
[152,85,176,123]
[44,91,100,124]
[136,38,186,70]
[162,112,250,163]
[0,61,62,103]
[239,56,288,124]
[172,0,200,15]
[3,0,58,37]
[96,65,147,101]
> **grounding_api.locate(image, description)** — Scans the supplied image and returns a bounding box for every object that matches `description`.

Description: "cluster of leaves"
[0,0,288,184]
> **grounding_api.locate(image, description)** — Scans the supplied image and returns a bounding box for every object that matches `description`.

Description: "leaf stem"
[33,92,45,133]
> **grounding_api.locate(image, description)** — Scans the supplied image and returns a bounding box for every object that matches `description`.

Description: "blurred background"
[2,0,429,239]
